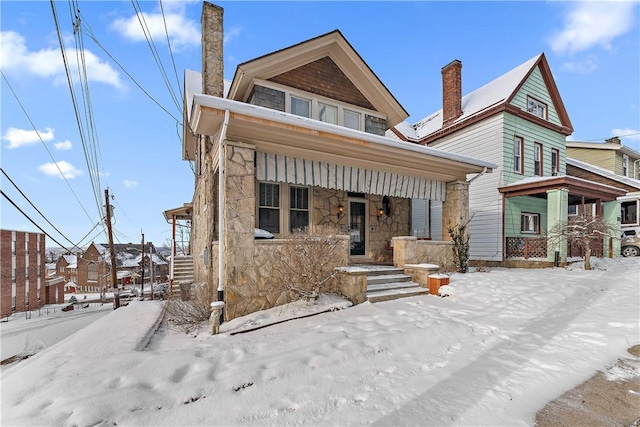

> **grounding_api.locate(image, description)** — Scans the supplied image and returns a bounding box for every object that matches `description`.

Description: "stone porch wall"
[224,236,350,320]
[392,236,455,271]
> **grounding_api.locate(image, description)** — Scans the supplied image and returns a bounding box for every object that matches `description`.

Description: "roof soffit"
[228,30,408,127]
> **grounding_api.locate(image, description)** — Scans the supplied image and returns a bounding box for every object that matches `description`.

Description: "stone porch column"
[441,180,469,241]
[546,188,568,263]
[603,200,621,257]
[223,141,256,321]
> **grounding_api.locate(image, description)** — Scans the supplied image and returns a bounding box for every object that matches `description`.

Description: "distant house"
[567,157,640,230]
[390,54,626,265]
[55,254,77,284]
[1,229,46,318]
[45,277,65,305]
[177,3,496,321]
[567,138,640,180]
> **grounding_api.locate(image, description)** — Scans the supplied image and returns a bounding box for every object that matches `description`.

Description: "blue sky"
[1,1,639,250]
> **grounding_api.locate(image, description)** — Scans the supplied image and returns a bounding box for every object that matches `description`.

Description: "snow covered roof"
[393,53,572,143]
[567,157,640,190]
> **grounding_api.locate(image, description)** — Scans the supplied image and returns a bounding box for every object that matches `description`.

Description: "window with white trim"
[534,142,543,176]
[258,182,281,233]
[513,136,523,174]
[257,182,311,235]
[254,81,383,133]
[343,109,361,130]
[527,96,547,119]
[291,96,311,118]
[551,148,560,176]
[289,186,310,232]
[318,103,338,124]
[521,212,540,234]
[568,205,578,216]
[622,154,629,177]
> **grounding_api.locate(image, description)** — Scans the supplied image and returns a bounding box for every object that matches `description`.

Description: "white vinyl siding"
[426,114,505,260]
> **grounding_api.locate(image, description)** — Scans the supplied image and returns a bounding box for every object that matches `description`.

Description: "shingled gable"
[392,53,573,144]
[227,30,409,128]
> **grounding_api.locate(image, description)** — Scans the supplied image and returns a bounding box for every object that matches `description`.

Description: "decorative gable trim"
[228,30,408,127]
[506,53,573,133]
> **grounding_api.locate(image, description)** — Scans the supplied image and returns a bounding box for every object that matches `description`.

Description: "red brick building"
[1,229,46,318]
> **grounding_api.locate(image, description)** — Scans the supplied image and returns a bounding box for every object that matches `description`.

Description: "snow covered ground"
[1,257,638,426]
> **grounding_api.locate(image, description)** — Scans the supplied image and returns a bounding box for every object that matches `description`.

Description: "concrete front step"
[367,274,412,286]
[367,280,420,293]
[366,286,429,303]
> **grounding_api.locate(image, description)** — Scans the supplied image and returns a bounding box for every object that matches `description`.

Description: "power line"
[1,168,87,251]
[0,69,95,224]
[159,0,183,102]
[50,0,104,219]
[131,0,181,112]
[1,190,73,253]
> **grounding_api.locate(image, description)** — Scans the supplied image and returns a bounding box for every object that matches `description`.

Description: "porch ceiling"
[190,95,497,183]
[498,175,627,201]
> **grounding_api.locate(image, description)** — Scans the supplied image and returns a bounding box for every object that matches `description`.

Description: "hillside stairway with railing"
[170,255,194,298]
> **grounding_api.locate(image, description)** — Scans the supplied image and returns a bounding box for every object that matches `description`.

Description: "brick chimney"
[442,59,462,127]
[605,136,621,145]
[201,2,224,97]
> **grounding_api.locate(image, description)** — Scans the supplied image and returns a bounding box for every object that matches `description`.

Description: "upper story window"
[534,143,543,176]
[513,136,523,174]
[551,148,560,176]
[319,103,338,124]
[527,96,547,120]
[88,263,98,282]
[622,154,629,177]
[344,109,361,130]
[291,96,311,118]
[252,81,382,134]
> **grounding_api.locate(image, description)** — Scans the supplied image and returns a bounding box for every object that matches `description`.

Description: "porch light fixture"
[377,207,385,221]
[337,204,345,219]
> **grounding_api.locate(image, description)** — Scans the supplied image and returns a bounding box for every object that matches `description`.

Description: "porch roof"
[498,175,627,202]
[163,203,193,222]
[189,94,497,184]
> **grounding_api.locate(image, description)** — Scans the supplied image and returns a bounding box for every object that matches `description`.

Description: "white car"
[621,226,640,257]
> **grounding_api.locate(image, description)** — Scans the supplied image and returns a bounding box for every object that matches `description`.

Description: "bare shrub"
[447,219,470,273]
[266,225,346,301]
[547,214,619,270]
[166,282,215,332]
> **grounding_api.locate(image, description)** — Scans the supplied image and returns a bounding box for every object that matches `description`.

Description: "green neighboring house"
[390,54,626,265]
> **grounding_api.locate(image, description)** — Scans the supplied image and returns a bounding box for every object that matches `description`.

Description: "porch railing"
[505,237,548,259]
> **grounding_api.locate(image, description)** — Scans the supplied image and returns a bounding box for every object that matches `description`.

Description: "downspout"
[217,109,230,314]
[467,167,488,184]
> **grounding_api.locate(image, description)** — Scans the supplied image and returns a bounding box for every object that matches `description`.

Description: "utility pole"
[105,188,119,309]
[150,243,154,300]
[140,231,145,299]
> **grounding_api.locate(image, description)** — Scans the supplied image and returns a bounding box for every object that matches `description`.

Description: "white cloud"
[224,26,243,45]
[123,180,139,188]
[2,127,54,149]
[38,161,83,179]
[549,2,637,55]
[54,140,73,150]
[0,31,122,88]
[559,56,598,74]
[110,3,200,50]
